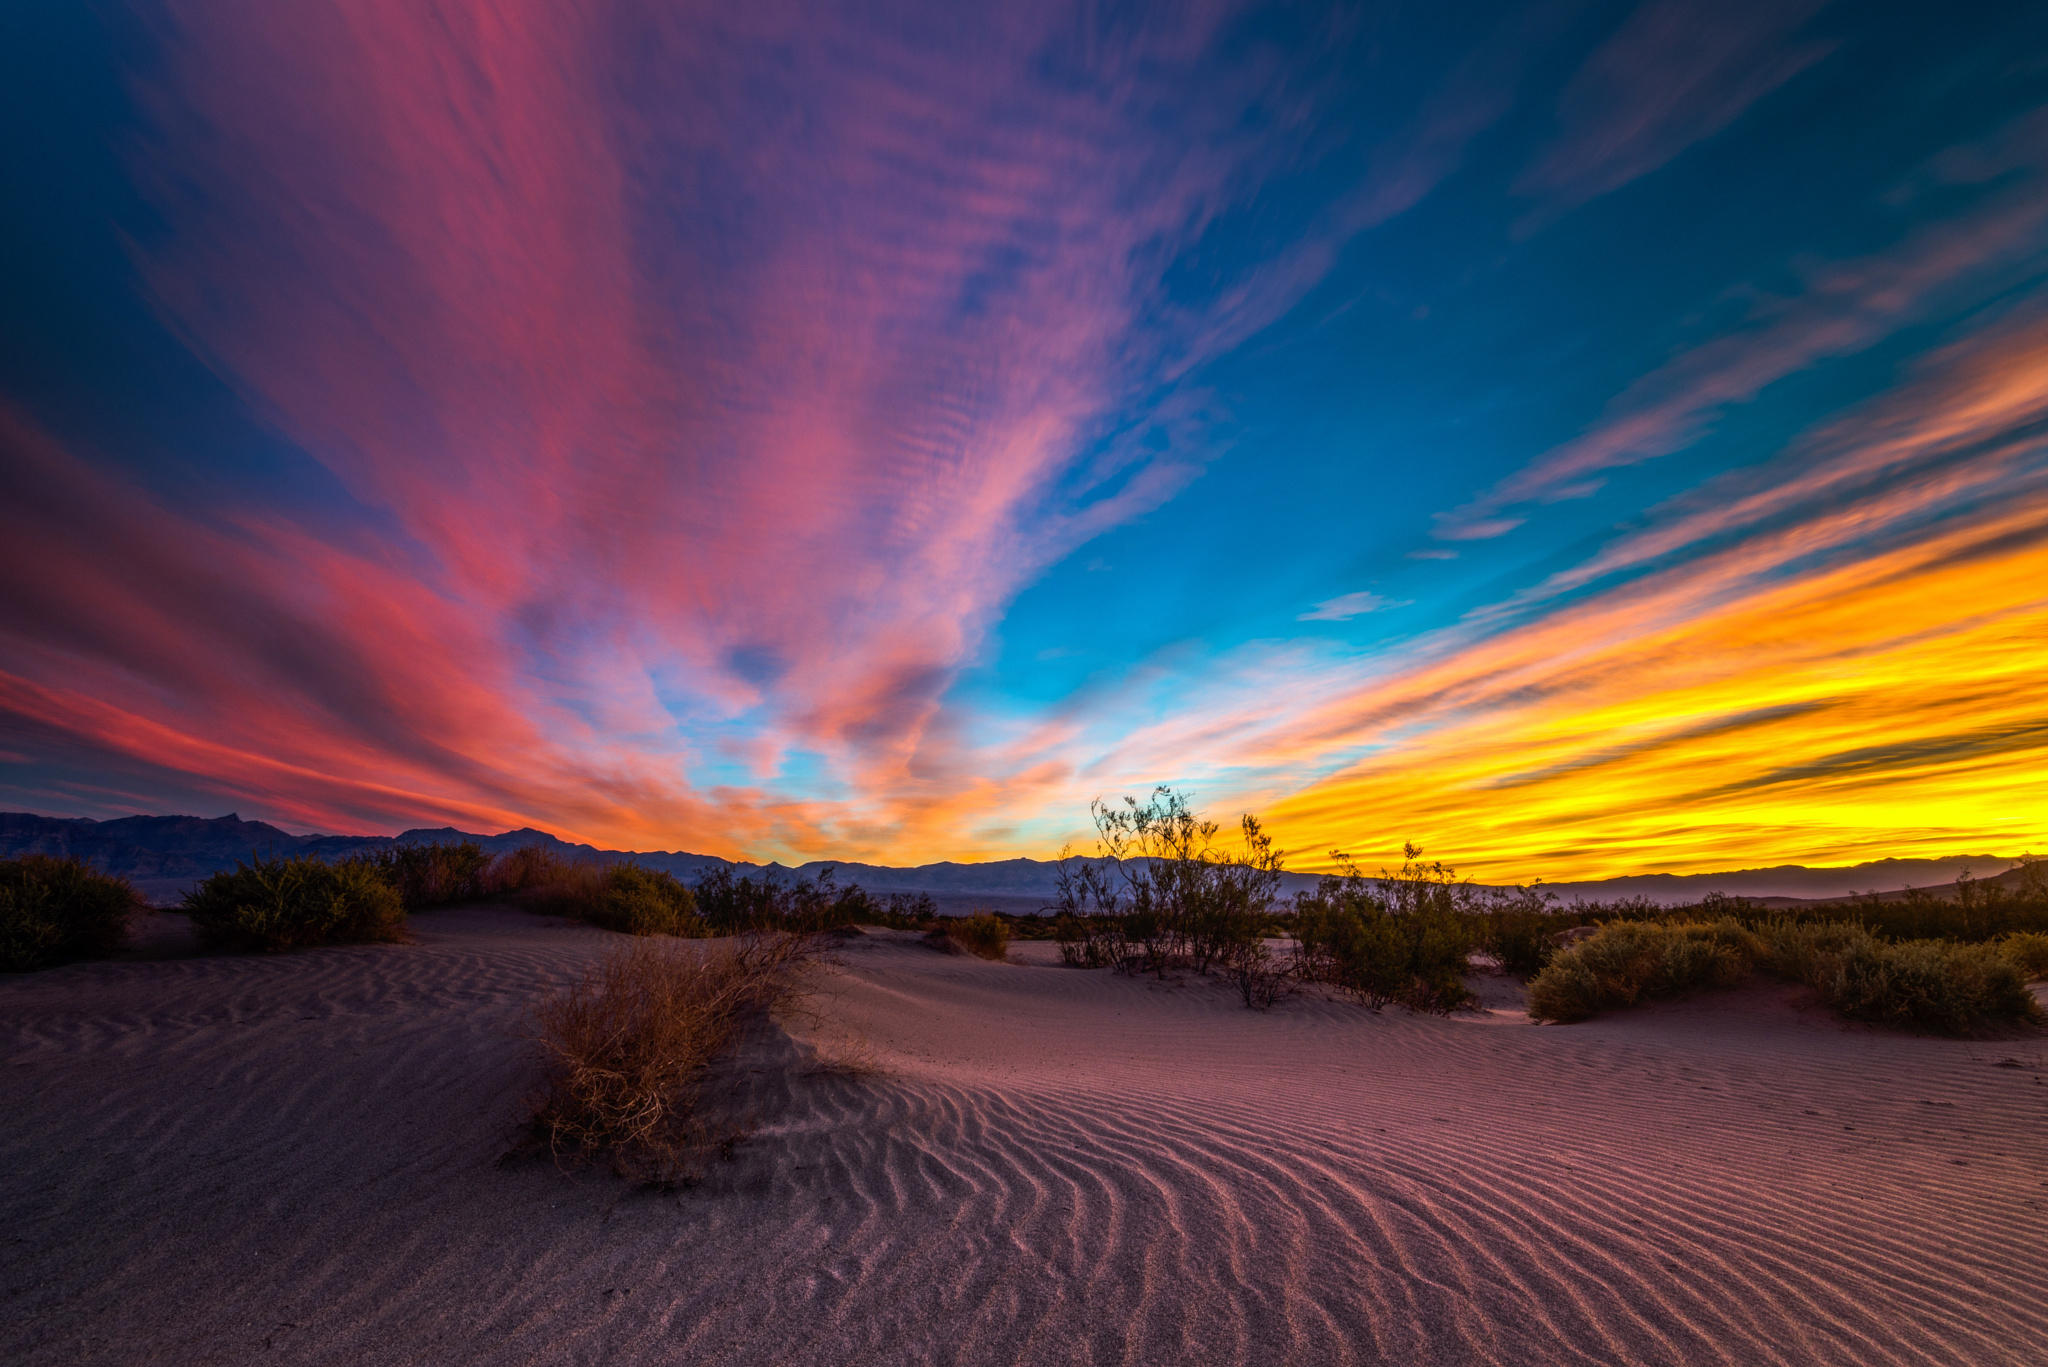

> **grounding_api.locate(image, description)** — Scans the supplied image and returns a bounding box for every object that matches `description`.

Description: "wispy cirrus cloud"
[1298,591,1408,622]
[0,0,1513,855]
[1516,0,1834,221]
[1439,106,2048,542]
[6,0,2044,877]
[1084,313,2048,878]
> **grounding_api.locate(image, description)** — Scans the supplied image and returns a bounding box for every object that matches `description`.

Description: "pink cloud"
[3,0,1511,856]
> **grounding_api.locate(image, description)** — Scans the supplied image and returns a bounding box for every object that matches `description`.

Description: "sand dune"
[4,909,2043,1365]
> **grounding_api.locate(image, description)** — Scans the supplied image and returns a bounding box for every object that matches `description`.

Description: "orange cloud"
[1238,325,2048,880]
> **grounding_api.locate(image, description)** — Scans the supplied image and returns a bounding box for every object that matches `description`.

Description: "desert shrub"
[1293,848,1475,1013]
[538,863,701,935]
[488,844,572,894]
[1466,889,1556,983]
[369,840,491,908]
[1808,937,2041,1036]
[1760,918,2040,1034]
[1223,936,1289,1010]
[1477,912,1565,978]
[1050,790,1285,991]
[590,866,699,935]
[1998,930,2048,981]
[1756,918,1879,983]
[1294,898,1473,1013]
[947,912,1010,961]
[1471,885,1571,978]
[691,865,786,931]
[1002,911,1068,941]
[1054,913,1115,967]
[0,855,145,972]
[1526,919,1762,1023]
[528,934,815,1182]
[183,855,405,951]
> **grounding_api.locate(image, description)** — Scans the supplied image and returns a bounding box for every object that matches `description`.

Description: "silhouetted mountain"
[0,810,2024,908]
[1539,856,2024,905]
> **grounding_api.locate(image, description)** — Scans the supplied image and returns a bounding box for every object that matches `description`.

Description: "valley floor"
[4,908,2044,1366]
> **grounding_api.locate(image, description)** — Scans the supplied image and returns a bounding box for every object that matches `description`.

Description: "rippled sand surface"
[5,908,2044,1365]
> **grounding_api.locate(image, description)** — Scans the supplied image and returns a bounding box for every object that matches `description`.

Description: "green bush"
[1526,919,1762,1023]
[1812,937,2040,1036]
[0,855,144,972]
[1754,917,1875,982]
[368,840,491,908]
[1474,909,1566,978]
[540,864,701,936]
[948,912,1010,961]
[1049,792,1285,984]
[183,855,406,951]
[1997,930,2048,981]
[1293,869,1474,1014]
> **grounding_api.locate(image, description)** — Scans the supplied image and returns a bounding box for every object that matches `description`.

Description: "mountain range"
[0,810,2025,910]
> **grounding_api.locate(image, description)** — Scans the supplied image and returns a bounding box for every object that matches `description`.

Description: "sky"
[2,0,2047,881]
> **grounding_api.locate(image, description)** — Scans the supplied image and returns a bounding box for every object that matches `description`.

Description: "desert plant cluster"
[1047,791,2047,1036]
[8,798,2047,1041]
[693,865,937,933]
[1050,792,1584,1015]
[1527,914,2042,1035]
[1,828,995,970]
[182,854,407,951]
[945,911,1011,960]
[1052,789,1291,1006]
[0,855,145,971]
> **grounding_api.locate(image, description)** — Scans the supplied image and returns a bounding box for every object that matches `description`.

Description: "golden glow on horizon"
[1258,503,2048,884]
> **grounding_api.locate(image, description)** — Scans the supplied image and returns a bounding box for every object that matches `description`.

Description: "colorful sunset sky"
[3,1,2047,880]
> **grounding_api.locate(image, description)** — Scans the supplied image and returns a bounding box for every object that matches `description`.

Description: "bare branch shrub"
[1051,789,1285,996]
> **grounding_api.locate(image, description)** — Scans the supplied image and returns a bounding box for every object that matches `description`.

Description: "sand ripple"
[4,912,2042,1365]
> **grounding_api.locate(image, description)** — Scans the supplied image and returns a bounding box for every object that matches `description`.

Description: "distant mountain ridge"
[0,810,2024,908]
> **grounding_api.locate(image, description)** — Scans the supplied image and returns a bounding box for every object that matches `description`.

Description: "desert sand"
[4,907,2044,1366]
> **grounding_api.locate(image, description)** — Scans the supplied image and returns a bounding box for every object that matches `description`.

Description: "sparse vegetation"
[0,855,145,972]
[1811,937,2039,1036]
[527,933,816,1182]
[694,865,935,934]
[1754,920,2041,1036]
[183,854,406,951]
[1527,914,2043,1035]
[486,844,574,895]
[1470,885,1565,978]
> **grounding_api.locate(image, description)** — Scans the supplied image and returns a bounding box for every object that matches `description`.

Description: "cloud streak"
[4,0,2044,877]
[1158,314,2048,878]
[1517,0,1834,219]
[2,0,1503,855]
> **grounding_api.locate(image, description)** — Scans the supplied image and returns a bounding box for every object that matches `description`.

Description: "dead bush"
[527,933,816,1182]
